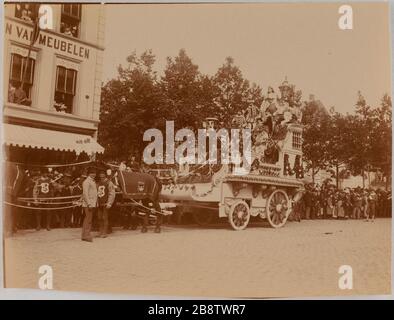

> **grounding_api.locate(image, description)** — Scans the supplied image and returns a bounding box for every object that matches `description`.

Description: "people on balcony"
[13,82,28,105]
[60,22,79,38]
[21,9,33,22]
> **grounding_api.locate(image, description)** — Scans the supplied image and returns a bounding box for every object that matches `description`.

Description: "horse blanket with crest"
[117,170,161,201]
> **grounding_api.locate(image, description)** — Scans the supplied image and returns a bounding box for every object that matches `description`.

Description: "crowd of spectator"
[291,181,391,221]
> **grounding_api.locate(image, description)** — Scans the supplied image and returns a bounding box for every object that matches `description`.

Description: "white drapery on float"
[2,123,104,155]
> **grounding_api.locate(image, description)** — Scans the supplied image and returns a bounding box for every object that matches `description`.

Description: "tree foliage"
[98,50,162,161]
[301,98,330,181]
[99,50,263,159]
[301,91,392,186]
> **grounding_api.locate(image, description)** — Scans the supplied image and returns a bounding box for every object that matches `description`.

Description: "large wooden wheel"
[266,189,290,228]
[228,200,250,231]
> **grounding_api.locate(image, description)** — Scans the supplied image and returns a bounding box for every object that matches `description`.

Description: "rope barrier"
[4,202,80,210]
[17,194,82,201]
[7,198,169,216]
[5,200,161,215]
[17,199,79,205]
[106,163,120,168]
[7,160,95,168]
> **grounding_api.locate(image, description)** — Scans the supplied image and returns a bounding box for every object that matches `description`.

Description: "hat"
[87,167,96,174]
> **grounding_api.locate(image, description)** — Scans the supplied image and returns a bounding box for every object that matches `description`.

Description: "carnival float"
[159,78,305,230]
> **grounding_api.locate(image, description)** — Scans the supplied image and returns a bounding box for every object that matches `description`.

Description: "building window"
[54,66,77,114]
[14,3,39,22]
[8,53,35,106]
[292,131,302,150]
[60,4,81,38]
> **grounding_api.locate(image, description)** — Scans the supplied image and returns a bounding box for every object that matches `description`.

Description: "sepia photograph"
[1,1,392,299]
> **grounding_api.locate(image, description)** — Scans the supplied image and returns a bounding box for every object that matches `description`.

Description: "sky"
[103,2,391,113]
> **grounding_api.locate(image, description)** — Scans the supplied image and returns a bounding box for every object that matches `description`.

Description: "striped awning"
[2,123,104,155]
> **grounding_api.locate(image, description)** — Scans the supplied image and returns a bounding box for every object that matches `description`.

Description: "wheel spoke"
[273,213,279,225]
[234,213,239,224]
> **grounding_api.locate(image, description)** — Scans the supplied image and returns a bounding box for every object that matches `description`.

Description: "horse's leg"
[130,209,138,230]
[154,214,162,233]
[141,213,148,233]
[154,202,162,233]
[141,203,148,233]
[130,208,138,230]
[122,207,130,230]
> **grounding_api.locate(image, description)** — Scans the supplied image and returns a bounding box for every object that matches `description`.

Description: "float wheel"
[228,200,250,231]
[266,189,290,228]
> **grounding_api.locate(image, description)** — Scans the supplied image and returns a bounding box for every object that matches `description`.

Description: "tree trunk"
[312,162,315,184]
[362,169,365,188]
[368,170,371,188]
[336,164,339,189]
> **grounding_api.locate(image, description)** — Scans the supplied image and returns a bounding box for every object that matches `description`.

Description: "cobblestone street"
[4,219,392,298]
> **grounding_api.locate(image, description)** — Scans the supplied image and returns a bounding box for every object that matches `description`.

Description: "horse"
[117,169,163,233]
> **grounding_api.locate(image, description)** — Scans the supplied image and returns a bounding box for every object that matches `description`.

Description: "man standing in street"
[81,168,97,242]
[72,175,84,227]
[304,185,312,220]
[59,171,73,228]
[366,189,377,222]
[97,171,116,238]
[352,188,363,219]
[35,169,54,231]
[361,190,369,219]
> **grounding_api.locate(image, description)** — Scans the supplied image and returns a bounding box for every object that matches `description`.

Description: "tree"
[325,112,354,187]
[335,92,392,190]
[212,57,252,127]
[160,49,204,130]
[301,98,331,183]
[98,50,164,161]
[194,74,219,122]
[369,94,392,189]
[345,92,380,187]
